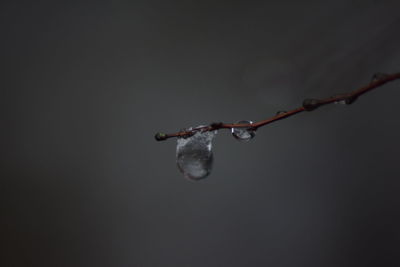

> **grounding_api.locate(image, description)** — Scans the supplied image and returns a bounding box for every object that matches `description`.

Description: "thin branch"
[155,72,400,141]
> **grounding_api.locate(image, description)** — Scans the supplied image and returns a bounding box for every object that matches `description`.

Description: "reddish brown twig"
[155,72,400,141]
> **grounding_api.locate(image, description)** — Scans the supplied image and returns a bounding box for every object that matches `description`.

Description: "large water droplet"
[231,120,256,142]
[176,129,217,181]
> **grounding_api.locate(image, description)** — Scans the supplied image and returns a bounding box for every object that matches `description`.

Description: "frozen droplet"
[176,129,217,181]
[231,120,256,142]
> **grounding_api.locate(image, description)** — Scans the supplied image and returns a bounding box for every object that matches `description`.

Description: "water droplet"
[333,95,357,105]
[176,129,217,181]
[276,110,287,115]
[231,120,256,142]
[334,99,347,105]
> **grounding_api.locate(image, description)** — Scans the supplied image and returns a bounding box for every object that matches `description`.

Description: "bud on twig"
[302,98,321,111]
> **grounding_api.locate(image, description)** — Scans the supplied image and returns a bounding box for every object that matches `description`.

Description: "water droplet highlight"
[231,120,256,142]
[176,129,217,181]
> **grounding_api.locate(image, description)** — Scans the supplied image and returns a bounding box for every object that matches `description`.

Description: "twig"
[155,72,400,141]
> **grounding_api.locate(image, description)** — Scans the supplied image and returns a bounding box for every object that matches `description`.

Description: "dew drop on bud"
[176,129,217,181]
[231,120,256,142]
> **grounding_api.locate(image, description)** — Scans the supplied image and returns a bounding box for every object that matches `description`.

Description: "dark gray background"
[1,1,400,266]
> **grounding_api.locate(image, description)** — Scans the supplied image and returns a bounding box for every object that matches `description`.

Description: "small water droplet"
[276,110,287,115]
[334,99,347,105]
[231,120,256,142]
[333,95,357,105]
[176,129,217,181]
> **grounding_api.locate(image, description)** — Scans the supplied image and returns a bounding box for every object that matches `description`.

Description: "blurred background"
[1,1,400,266]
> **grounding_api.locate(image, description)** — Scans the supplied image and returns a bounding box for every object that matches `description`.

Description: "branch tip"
[155,132,168,141]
